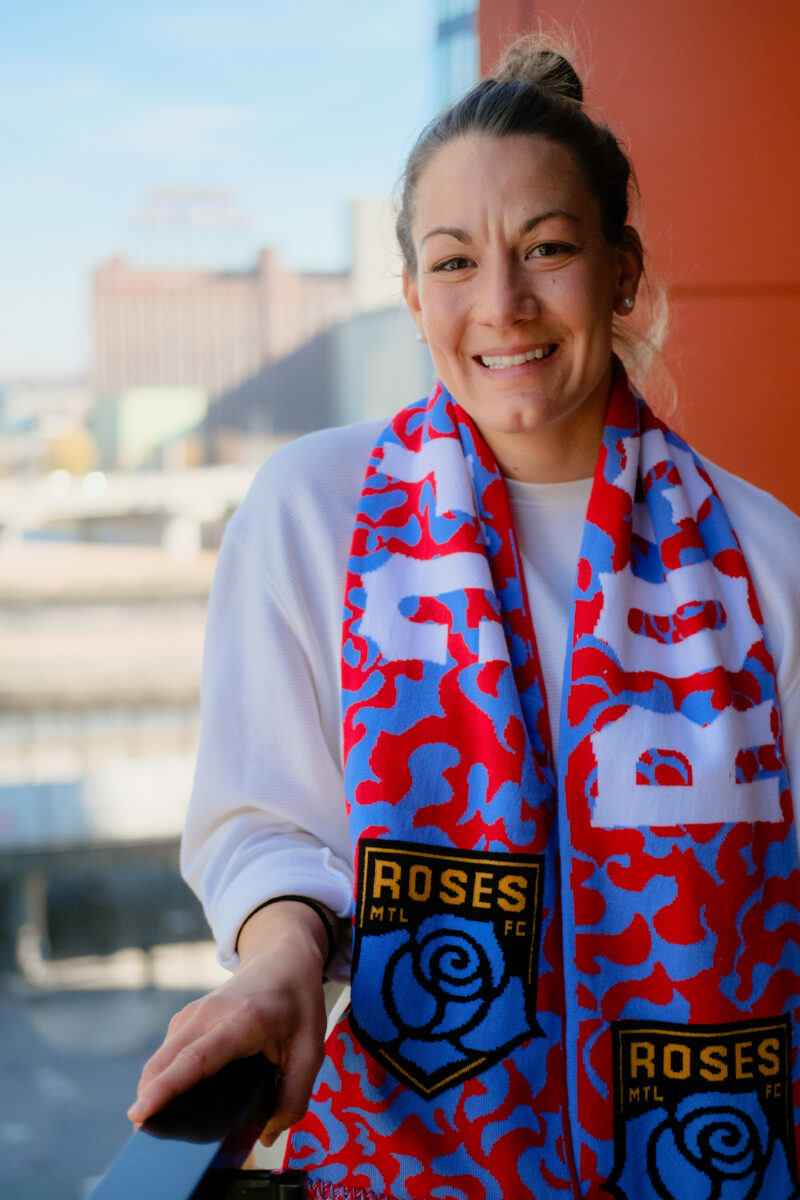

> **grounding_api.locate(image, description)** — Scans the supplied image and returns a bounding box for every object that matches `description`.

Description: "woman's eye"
[529,241,573,258]
[432,256,472,272]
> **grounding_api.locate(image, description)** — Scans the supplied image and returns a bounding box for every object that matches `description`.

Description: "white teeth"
[479,346,554,369]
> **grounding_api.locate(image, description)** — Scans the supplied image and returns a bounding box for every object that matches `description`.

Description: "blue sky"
[1,0,434,374]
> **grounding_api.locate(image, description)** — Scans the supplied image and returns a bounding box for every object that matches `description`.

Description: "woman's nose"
[475,258,538,326]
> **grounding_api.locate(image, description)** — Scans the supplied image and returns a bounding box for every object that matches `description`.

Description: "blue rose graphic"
[614,1090,797,1200]
[385,914,504,1036]
[372,913,531,1073]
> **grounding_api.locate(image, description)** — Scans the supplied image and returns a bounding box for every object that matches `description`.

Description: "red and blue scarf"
[287,365,800,1199]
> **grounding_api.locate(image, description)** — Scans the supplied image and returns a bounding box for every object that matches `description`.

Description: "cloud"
[80,104,256,162]
[140,6,274,54]
[140,0,429,57]
[0,67,110,131]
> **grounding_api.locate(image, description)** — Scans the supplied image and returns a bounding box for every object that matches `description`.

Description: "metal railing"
[90,1054,306,1199]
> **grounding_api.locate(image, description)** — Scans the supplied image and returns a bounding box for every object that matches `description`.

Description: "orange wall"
[479,0,800,512]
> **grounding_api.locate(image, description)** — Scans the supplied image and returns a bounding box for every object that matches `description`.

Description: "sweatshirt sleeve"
[179,428,375,974]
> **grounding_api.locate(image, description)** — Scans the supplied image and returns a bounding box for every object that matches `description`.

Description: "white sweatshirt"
[181,419,800,973]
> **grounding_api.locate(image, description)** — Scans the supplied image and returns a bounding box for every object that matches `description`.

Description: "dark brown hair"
[396,36,633,274]
[396,33,671,402]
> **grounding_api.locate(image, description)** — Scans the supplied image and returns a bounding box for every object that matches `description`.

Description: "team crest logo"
[349,840,545,1098]
[605,1016,798,1199]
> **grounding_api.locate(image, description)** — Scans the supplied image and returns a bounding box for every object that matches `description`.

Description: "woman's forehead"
[412,133,598,236]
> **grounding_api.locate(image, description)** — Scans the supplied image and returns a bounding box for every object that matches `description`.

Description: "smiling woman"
[129,30,800,1200]
[402,133,642,481]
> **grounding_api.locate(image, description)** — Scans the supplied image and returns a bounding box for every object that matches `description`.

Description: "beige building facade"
[93,250,350,400]
[92,250,351,467]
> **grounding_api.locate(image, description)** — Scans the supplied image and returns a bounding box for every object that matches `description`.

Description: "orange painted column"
[479,0,800,513]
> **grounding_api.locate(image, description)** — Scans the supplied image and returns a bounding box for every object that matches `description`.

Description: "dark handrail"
[90,1054,306,1198]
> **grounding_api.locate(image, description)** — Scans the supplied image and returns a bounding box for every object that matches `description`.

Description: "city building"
[0,376,94,476]
[90,194,421,468]
[435,0,479,109]
[91,249,350,468]
[349,196,405,315]
[206,304,433,461]
[91,194,433,465]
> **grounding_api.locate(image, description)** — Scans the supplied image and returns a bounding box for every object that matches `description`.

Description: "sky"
[0,0,435,375]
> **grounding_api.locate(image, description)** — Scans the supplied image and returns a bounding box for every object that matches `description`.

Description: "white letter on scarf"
[359,552,509,666]
[591,701,782,826]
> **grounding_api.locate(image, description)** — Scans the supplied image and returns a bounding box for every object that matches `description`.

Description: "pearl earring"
[623,297,634,309]
[416,331,426,342]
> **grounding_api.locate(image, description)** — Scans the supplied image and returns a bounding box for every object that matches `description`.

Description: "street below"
[0,944,226,1200]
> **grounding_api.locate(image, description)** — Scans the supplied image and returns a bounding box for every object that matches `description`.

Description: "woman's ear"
[613,225,644,316]
[403,271,425,340]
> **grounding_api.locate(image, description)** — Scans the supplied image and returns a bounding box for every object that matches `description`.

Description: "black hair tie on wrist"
[240,894,337,969]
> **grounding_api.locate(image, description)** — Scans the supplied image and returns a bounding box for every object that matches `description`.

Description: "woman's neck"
[481,405,606,484]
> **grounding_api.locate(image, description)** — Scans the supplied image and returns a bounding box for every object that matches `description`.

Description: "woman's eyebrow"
[421,225,469,246]
[520,209,583,234]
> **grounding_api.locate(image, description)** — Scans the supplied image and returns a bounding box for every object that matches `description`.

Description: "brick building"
[91,249,351,468]
[93,249,350,401]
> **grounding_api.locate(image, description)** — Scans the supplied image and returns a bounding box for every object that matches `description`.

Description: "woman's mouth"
[476,345,557,370]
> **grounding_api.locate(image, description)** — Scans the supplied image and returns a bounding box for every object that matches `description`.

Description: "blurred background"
[0,1,797,1196]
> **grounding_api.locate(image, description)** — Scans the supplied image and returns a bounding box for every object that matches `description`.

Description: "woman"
[129,36,800,1200]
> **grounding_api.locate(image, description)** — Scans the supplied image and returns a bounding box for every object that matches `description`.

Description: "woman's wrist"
[236,895,337,970]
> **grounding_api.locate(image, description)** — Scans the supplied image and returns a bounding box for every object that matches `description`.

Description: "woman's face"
[404,133,642,480]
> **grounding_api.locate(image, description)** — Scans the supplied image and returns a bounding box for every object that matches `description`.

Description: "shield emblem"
[349,840,545,1098]
[606,1017,799,1200]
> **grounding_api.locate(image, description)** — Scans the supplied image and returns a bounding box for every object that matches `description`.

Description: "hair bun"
[494,35,583,104]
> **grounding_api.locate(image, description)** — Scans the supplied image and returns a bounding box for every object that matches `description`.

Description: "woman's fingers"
[260,1013,326,1143]
[129,1008,323,1132]
[128,1034,223,1122]
[128,902,333,1131]
[133,1003,204,1101]
[129,1029,249,1122]
[129,992,271,1121]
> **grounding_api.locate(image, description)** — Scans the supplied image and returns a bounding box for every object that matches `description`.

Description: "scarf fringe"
[307,1183,390,1200]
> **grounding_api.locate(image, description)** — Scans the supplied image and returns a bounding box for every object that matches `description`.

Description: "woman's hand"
[127,900,331,1145]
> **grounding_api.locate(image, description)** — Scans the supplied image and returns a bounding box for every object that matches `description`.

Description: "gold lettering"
[662,1044,691,1080]
[735,1041,754,1080]
[408,864,432,903]
[373,859,401,900]
[630,1042,655,1080]
[369,905,384,921]
[628,1087,640,1103]
[497,874,528,913]
[758,1037,780,1077]
[440,869,468,905]
[699,1045,728,1083]
[472,872,493,909]
[515,920,527,937]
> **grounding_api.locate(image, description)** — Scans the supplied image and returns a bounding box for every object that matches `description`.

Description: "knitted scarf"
[286,366,800,1200]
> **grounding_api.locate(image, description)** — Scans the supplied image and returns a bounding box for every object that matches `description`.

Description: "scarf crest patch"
[286,370,800,1200]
